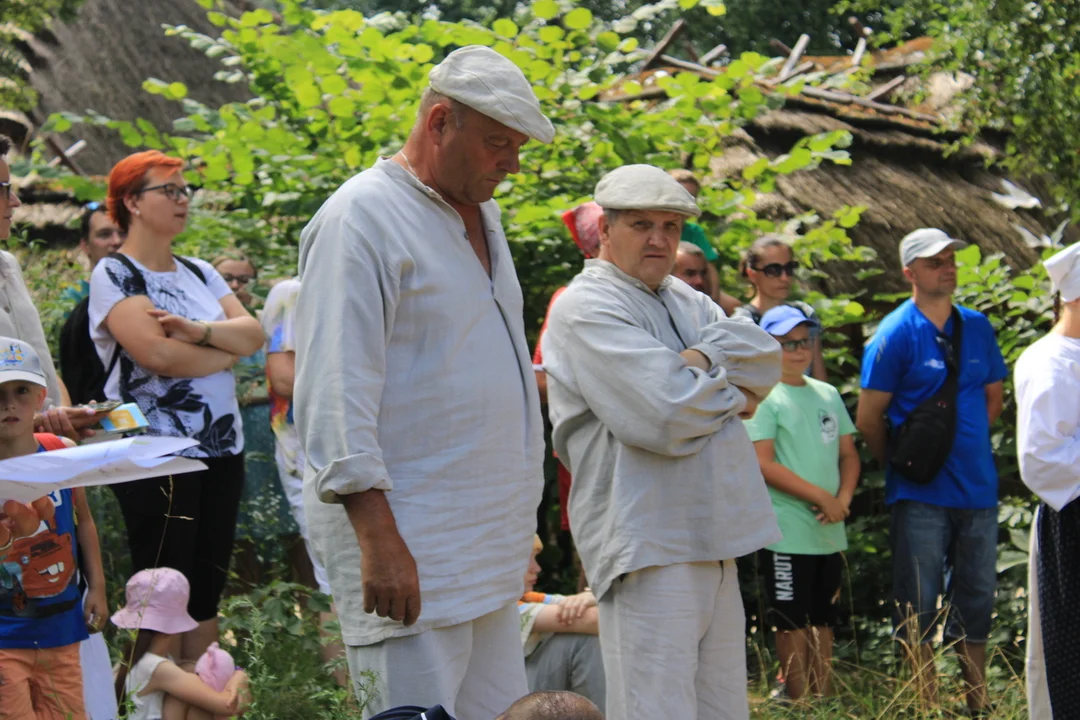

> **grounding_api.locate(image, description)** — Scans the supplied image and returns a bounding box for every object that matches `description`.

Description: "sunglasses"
[221,274,255,286]
[751,261,799,278]
[0,182,10,202]
[779,337,814,352]
[136,183,196,202]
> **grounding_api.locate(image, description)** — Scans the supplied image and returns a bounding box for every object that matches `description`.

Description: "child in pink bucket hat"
[112,568,249,719]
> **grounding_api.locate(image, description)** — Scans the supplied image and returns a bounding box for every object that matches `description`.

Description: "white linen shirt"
[1015,333,1080,511]
[294,158,544,646]
[542,259,784,600]
[0,252,62,408]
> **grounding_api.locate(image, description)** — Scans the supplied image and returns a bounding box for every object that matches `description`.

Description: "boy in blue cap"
[744,306,860,703]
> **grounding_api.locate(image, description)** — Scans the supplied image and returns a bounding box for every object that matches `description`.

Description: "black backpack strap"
[102,253,148,381]
[940,307,963,391]
[174,255,208,284]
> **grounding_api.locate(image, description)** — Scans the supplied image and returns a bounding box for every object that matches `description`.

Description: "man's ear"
[426,103,452,145]
[598,213,611,248]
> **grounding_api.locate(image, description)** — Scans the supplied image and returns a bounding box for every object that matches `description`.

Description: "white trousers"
[1027,506,1053,720]
[598,560,749,720]
[346,603,528,719]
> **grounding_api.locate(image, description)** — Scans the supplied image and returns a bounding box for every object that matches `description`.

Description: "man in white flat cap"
[1016,241,1080,720]
[856,228,1006,715]
[541,164,783,719]
[293,46,553,717]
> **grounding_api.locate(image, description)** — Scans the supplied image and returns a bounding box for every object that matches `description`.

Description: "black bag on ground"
[59,254,207,405]
[887,307,963,486]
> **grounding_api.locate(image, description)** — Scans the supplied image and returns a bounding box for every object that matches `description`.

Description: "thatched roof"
[19,0,249,175]
[607,38,1071,296]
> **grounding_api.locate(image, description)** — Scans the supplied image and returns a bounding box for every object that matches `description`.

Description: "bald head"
[496,692,604,720]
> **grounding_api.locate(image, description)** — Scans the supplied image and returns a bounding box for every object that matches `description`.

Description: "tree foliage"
[839,0,1080,217]
[0,0,85,110]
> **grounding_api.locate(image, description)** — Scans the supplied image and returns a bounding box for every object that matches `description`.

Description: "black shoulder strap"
[174,255,208,284]
[942,307,963,388]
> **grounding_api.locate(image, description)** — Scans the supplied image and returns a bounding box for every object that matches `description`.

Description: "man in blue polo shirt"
[856,228,1006,717]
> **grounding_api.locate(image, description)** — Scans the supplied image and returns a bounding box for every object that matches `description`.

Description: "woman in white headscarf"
[1015,241,1080,720]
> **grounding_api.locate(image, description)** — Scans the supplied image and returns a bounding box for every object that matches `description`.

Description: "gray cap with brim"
[899,228,968,267]
[429,46,555,144]
[594,164,702,217]
[0,336,47,388]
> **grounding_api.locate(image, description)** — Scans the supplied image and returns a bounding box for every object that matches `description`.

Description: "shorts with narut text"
[761,550,843,631]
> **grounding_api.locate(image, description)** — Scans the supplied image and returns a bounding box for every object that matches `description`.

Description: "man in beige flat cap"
[542,165,783,719]
[294,46,553,717]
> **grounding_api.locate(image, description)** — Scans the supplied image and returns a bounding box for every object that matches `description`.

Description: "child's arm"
[836,434,861,513]
[753,439,846,524]
[148,661,251,716]
[72,486,108,632]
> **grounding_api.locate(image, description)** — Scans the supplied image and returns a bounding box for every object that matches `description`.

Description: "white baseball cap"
[899,228,968,267]
[429,46,555,144]
[0,337,47,388]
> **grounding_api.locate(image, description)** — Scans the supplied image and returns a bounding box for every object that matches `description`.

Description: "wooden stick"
[659,54,720,78]
[849,37,867,69]
[864,75,906,101]
[848,16,870,38]
[701,43,728,66]
[799,86,938,122]
[682,39,699,62]
[765,61,814,86]
[779,34,811,81]
[643,19,687,70]
[44,135,85,176]
[770,38,793,56]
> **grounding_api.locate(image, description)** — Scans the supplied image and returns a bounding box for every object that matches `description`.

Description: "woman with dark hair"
[733,235,827,381]
[88,151,264,664]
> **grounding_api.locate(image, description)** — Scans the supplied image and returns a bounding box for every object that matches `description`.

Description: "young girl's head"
[112,568,199,705]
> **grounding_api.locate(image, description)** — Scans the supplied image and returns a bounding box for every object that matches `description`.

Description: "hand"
[34,406,97,441]
[146,309,207,345]
[226,670,251,714]
[838,490,854,516]
[813,492,847,525]
[556,590,597,625]
[359,532,421,626]
[0,497,54,553]
[679,348,711,371]
[734,386,759,420]
[83,584,108,634]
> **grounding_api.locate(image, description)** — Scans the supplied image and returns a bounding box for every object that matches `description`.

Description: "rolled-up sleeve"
[547,299,747,457]
[696,316,783,399]
[295,212,399,504]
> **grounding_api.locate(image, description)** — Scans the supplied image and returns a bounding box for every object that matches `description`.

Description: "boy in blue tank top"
[0,337,107,719]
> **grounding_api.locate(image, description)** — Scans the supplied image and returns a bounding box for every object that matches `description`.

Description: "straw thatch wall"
[22,0,249,174]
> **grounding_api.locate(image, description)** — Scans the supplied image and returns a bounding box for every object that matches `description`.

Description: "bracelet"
[197,321,213,347]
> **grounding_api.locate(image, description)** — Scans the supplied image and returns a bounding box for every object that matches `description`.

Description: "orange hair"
[107,151,184,232]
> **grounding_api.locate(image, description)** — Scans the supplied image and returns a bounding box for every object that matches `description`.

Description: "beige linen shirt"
[0,252,62,407]
[294,158,544,646]
[542,259,784,600]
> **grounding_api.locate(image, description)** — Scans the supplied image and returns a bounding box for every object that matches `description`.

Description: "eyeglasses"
[221,274,254,286]
[751,261,799,278]
[0,182,10,202]
[779,338,814,352]
[136,183,196,202]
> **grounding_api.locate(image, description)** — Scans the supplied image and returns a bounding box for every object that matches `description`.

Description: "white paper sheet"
[0,436,207,504]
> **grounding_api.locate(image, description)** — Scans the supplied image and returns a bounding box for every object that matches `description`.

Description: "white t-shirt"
[88,255,244,458]
[124,652,170,720]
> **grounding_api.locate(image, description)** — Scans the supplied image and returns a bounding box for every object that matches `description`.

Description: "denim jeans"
[890,500,998,644]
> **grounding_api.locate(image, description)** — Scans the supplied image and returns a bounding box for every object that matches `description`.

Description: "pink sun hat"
[111,567,199,634]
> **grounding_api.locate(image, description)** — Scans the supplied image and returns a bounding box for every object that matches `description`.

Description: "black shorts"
[761,550,843,631]
[111,454,246,622]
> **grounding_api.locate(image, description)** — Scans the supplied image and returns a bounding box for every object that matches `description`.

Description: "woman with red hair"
[87,151,264,663]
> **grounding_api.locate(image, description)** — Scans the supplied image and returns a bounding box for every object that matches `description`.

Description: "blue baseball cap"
[760,305,815,337]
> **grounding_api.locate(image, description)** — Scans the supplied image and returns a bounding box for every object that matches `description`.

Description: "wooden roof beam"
[778,34,811,82]
[643,19,687,70]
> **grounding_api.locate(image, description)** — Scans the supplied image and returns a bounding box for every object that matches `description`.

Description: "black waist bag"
[887,308,962,486]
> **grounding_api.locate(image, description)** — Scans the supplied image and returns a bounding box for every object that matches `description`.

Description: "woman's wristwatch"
[196,321,213,346]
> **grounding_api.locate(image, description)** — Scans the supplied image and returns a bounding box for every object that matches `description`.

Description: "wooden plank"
[700,43,728,66]
[779,34,811,81]
[642,19,687,70]
[659,55,720,78]
[864,75,906,101]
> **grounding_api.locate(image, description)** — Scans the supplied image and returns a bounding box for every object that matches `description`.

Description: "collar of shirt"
[583,258,673,297]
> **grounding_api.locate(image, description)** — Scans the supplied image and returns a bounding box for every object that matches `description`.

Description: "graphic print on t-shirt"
[819,410,839,445]
[0,490,76,616]
[102,258,238,458]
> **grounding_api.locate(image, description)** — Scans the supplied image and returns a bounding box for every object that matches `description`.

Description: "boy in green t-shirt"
[744,306,860,702]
